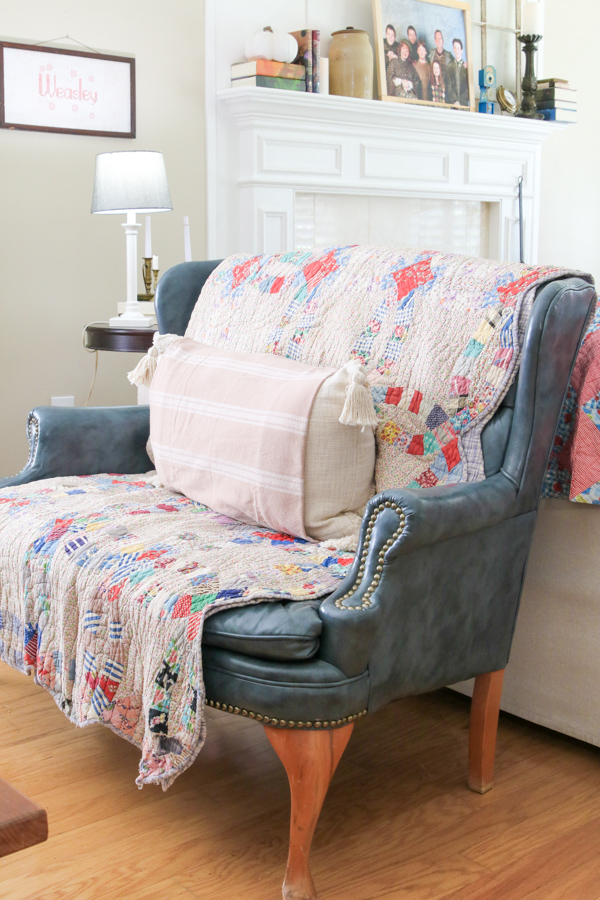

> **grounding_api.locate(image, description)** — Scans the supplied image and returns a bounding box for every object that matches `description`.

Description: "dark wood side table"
[84,323,158,354]
[0,778,48,857]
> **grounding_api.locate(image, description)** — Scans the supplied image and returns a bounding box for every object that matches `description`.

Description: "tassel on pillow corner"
[128,333,183,388]
[338,359,379,430]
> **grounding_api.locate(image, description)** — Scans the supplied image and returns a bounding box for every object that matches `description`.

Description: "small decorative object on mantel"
[478,65,496,114]
[329,27,373,100]
[289,29,314,92]
[516,0,543,120]
[372,0,475,111]
[245,27,298,64]
[319,57,330,95]
[536,78,578,124]
[497,85,519,115]
[312,30,321,93]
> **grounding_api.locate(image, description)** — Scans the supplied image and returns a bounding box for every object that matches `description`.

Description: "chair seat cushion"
[202,599,323,661]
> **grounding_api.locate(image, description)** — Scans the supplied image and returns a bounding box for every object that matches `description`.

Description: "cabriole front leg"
[265,723,354,900]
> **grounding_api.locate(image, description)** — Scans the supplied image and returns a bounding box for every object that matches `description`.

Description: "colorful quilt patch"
[0,474,353,789]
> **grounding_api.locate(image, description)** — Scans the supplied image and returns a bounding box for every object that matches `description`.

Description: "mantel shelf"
[218,86,567,145]
[211,85,560,263]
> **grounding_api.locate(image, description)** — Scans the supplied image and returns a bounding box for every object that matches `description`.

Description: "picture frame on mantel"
[373,0,475,112]
[0,41,135,138]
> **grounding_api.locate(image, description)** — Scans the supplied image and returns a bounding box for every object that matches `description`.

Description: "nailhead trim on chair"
[17,413,40,477]
[334,501,405,611]
[205,699,368,728]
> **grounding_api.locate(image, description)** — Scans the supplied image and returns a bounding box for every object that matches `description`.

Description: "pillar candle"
[144,216,152,257]
[183,216,192,262]
[521,1,542,35]
[319,57,329,95]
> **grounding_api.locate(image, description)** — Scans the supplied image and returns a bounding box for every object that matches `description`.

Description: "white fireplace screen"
[295,193,490,258]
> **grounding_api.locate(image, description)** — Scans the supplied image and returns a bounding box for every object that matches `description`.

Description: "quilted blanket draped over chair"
[0,246,572,787]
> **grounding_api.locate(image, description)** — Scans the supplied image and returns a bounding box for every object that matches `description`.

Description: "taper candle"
[183,216,192,262]
[152,255,159,270]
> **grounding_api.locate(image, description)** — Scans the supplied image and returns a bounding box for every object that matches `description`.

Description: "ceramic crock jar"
[329,27,374,99]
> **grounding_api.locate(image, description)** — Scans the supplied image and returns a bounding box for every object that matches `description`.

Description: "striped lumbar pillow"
[134,337,376,543]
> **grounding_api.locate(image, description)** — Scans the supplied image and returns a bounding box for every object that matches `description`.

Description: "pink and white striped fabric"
[150,338,337,539]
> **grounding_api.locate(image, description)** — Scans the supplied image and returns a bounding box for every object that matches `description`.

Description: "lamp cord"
[82,321,106,407]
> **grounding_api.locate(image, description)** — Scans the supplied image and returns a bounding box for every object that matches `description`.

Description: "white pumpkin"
[245,27,298,64]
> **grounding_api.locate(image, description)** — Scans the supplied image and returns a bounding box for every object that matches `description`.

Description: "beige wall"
[537,0,599,281]
[524,0,599,584]
[0,0,205,476]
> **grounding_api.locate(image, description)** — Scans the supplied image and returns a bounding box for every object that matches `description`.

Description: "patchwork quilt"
[188,247,569,490]
[0,246,577,787]
[543,296,600,502]
[0,475,352,788]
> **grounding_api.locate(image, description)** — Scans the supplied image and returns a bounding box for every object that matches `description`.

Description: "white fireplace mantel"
[208,86,565,263]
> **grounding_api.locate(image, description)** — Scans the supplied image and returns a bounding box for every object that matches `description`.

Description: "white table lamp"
[91,150,172,327]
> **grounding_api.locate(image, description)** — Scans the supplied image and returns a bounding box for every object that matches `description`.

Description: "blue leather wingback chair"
[1,260,595,900]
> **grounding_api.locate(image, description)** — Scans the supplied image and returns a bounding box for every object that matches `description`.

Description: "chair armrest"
[0,406,151,489]
[318,473,518,677]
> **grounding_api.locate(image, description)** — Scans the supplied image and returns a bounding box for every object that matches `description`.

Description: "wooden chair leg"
[468,668,505,794]
[265,723,354,900]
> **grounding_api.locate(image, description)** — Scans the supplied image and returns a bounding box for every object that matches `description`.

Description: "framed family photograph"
[0,42,135,138]
[373,0,475,112]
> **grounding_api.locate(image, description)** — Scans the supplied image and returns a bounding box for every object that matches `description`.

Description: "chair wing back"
[155,260,223,336]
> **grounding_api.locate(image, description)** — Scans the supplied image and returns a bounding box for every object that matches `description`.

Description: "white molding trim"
[213,86,566,264]
[204,0,218,258]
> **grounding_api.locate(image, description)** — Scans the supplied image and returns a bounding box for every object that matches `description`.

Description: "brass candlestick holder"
[516,34,544,120]
[138,257,154,301]
[152,262,160,296]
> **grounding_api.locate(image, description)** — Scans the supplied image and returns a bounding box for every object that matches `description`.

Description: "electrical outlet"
[51,396,75,407]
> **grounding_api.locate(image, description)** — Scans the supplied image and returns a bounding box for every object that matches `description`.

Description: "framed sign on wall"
[0,42,135,138]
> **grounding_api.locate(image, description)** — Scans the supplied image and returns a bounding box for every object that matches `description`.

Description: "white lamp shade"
[91,150,172,214]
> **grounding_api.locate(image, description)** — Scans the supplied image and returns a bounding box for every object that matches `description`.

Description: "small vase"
[329,27,373,100]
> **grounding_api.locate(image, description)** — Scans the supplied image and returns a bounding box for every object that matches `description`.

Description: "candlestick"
[138,257,154,300]
[183,216,192,262]
[144,215,152,257]
[152,266,160,296]
[516,34,543,120]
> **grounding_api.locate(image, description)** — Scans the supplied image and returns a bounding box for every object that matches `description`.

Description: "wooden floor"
[2,663,600,900]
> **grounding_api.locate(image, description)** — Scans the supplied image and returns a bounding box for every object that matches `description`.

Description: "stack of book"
[231,30,321,93]
[536,78,577,124]
[231,59,307,92]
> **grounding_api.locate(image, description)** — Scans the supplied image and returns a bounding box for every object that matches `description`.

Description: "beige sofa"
[456,499,600,747]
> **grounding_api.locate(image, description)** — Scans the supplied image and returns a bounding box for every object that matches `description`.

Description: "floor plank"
[1,662,599,899]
